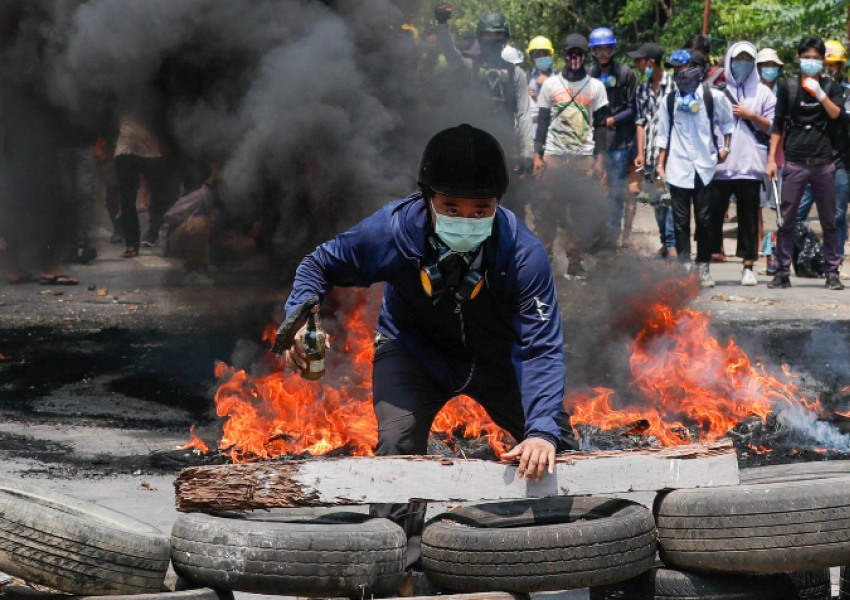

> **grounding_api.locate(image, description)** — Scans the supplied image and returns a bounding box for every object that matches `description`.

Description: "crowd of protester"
[2,5,849,292]
[429,4,850,291]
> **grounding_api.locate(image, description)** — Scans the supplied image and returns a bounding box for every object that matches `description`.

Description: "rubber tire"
[589,567,830,600]
[740,462,850,485]
[0,478,170,595]
[171,509,406,596]
[656,476,850,573]
[2,587,234,600]
[421,496,657,593]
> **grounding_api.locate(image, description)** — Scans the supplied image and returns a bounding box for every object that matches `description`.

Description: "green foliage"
[407,0,850,67]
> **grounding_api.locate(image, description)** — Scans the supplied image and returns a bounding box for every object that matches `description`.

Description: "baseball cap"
[627,42,664,64]
[756,48,784,66]
[563,34,589,52]
[688,50,709,68]
[664,49,691,68]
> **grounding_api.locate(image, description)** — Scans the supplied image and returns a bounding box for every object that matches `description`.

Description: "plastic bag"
[793,222,825,278]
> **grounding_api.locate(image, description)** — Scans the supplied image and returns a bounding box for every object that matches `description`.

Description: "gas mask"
[675,94,700,113]
[599,73,618,87]
[419,233,486,304]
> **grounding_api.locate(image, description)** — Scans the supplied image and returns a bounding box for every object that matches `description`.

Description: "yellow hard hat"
[527,36,555,56]
[825,39,847,63]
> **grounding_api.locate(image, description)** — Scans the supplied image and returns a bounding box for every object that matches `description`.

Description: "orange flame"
[568,290,823,445]
[200,289,510,462]
[179,424,209,453]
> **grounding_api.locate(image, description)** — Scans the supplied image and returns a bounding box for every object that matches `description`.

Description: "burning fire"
[186,289,511,463]
[568,280,823,447]
[183,278,835,461]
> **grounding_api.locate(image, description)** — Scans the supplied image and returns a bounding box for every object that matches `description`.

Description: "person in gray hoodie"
[711,41,776,286]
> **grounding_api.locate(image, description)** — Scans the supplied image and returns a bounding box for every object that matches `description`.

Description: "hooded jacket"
[285,194,565,448]
[715,41,777,181]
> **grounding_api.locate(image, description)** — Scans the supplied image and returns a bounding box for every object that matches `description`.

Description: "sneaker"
[768,275,791,289]
[567,259,586,278]
[141,236,157,248]
[181,270,215,287]
[741,269,757,286]
[697,262,715,288]
[826,275,845,291]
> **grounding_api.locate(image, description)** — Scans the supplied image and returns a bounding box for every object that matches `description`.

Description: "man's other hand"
[502,437,556,482]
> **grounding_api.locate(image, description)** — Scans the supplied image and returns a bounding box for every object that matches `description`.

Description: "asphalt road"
[1,203,848,598]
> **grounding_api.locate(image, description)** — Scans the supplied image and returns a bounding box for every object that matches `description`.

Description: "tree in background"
[408,0,850,69]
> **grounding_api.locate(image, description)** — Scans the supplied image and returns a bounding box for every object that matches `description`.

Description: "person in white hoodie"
[711,42,776,286]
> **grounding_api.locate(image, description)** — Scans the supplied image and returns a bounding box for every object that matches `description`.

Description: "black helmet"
[418,124,509,200]
[476,13,510,41]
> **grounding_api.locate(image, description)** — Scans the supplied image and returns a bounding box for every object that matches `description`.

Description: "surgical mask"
[674,67,702,96]
[566,53,586,71]
[730,59,754,83]
[644,65,654,80]
[432,202,494,252]
[800,58,824,76]
[760,66,780,82]
[534,56,553,72]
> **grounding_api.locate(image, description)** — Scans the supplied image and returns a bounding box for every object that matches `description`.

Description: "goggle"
[591,45,615,57]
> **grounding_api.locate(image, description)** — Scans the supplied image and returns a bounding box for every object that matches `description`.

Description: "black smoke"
[0,0,528,272]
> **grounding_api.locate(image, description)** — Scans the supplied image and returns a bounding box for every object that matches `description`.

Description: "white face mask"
[431,201,495,253]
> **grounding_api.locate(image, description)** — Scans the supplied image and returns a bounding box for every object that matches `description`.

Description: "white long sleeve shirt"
[655,85,735,189]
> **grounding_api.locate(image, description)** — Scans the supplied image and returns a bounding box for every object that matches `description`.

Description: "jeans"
[777,161,841,276]
[669,175,714,264]
[605,147,631,244]
[368,340,578,570]
[654,206,675,249]
[797,167,849,260]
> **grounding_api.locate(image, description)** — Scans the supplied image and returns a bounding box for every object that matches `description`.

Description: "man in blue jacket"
[285,124,578,571]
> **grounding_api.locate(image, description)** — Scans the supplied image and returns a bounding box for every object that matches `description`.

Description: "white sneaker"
[698,262,715,288]
[741,269,757,286]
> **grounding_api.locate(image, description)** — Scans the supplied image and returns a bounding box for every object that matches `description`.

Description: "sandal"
[38,274,79,286]
[123,248,139,259]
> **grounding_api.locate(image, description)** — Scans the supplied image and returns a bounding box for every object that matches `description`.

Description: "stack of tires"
[592,463,850,600]
[420,496,659,592]
[0,478,211,599]
[170,509,407,597]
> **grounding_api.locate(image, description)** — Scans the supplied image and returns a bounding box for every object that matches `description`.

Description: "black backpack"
[666,83,716,153]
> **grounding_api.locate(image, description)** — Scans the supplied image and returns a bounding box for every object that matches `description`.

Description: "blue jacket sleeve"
[510,231,565,448]
[285,206,398,317]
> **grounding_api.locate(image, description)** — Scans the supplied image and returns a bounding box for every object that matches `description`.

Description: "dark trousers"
[115,154,168,250]
[669,175,714,263]
[776,161,841,276]
[368,340,576,570]
[710,179,761,262]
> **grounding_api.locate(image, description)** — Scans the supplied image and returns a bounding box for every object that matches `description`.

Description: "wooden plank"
[174,440,738,512]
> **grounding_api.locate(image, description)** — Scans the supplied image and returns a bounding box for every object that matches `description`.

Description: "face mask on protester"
[566,52,586,71]
[479,40,504,59]
[731,59,754,83]
[673,66,702,96]
[432,201,494,253]
[760,66,780,82]
[535,56,553,72]
[800,58,824,76]
[644,65,654,80]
